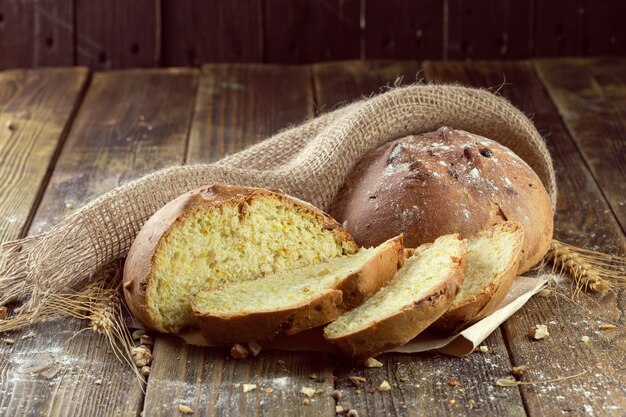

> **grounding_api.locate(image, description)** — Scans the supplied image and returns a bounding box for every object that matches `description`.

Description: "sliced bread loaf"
[123,184,358,333]
[192,236,404,344]
[434,222,524,331]
[324,234,466,359]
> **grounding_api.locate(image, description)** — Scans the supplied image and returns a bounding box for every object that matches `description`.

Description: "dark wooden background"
[1,0,625,70]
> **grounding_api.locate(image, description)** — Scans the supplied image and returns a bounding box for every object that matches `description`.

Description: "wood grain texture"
[264,0,360,63]
[534,57,626,234]
[0,0,34,68]
[144,63,335,417]
[0,68,88,244]
[445,0,532,59]
[187,64,314,164]
[75,0,160,70]
[422,59,626,416]
[534,0,586,56]
[313,60,525,417]
[0,69,199,417]
[162,0,263,66]
[364,0,443,60]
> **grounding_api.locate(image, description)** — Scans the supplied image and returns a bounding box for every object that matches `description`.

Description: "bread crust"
[192,236,405,344]
[329,127,553,274]
[324,238,467,359]
[434,222,524,331]
[123,184,358,333]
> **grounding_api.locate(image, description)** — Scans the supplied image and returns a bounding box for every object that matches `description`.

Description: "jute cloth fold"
[0,84,556,309]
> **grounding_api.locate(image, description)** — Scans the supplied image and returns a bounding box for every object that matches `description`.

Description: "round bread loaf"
[329,127,553,274]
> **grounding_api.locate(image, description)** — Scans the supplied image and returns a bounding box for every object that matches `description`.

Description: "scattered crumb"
[363,357,383,368]
[94,379,102,385]
[21,331,36,340]
[349,376,367,384]
[132,330,147,340]
[449,399,456,405]
[378,380,391,391]
[336,405,344,413]
[347,410,359,417]
[264,387,274,394]
[248,341,262,357]
[139,335,153,346]
[469,399,478,409]
[331,389,343,400]
[230,343,250,359]
[496,378,518,387]
[511,365,528,378]
[478,345,489,353]
[457,388,465,393]
[398,376,409,382]
[243,384,257,393]
[65,202,74,209]
[447,379,461,387]
[537,289,551,297]
[1,338,14,345]
[131,346,153,367]
[140,366,150,377]
[308,373,317,380]
[528,324,549,340]
[0,306,7,320]
[5,120,16,131]
[302,398,310,405]
[301,387,316,397]
[581,335,590,344]
[599,323,616,330]
[178,404,194,414]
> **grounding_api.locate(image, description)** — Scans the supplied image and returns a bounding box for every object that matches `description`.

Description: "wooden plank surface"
[144,64,335,417]
[264,0,361,63]
[75,0,160,70]
[0,68,88,243]
[422,60,626,416]
[313,60,526,417]
[1,69,199,417]
[161,0,263,66]
[534,57,626,233]
[187,64,314,164]
[364,0,443,60]
[33,0,75,66]
[0,0,34,68]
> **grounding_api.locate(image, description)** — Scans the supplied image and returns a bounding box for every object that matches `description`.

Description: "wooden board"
[0,69,199,417]
[75,0,160,70]
[534,57,626,233]
[143,64,336,417]
[445,0,531,59]
[0,68,88,243]
[264,0,361,63]
[422,59,626,416]
[313,60,526,416]
[363,0,443,60]
[161,0,263,66]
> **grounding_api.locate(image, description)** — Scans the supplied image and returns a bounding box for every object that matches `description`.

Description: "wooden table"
[0,58,624,417]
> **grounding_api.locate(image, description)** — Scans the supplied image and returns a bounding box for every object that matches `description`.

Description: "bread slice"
[324,234,467,359]
[123,184,358,333]
[434,222,524,331]
[191,236,404,344]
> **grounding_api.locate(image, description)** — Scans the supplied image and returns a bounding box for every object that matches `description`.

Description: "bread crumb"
[302,399,310,405]
[94,379,102,385]
[378,380,391,391]
[0,306,7,320]
[264,387,274,394]
[331,389,343,400]
[449,399,456,405]
[230,343,251,359]
[447,379,461,387]
[349,376,367,384]
[301,387,316,397]
[178,404,194,414]
[537,289,551,297]
[469,399,478,409]
[363,357,383,368]
[131,346,153,367]
[243,384,257,393]
[21,331,36,340]
[248,341,262,357]
[496,378,518,387]
[478,345,489,353]
[1,338,14,345]
[457,388,465,393]
[528,324,549,340]
[336,405,344,413]
[581,335,590,344]
[65,202,74,209]
[5,120,16,131]
[599,323,616,330]
[511,365,527,378]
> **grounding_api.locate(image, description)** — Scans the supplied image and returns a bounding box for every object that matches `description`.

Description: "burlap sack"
[0,85,556,309]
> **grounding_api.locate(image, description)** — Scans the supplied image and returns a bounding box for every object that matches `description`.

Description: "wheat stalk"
[544,240,626,297]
